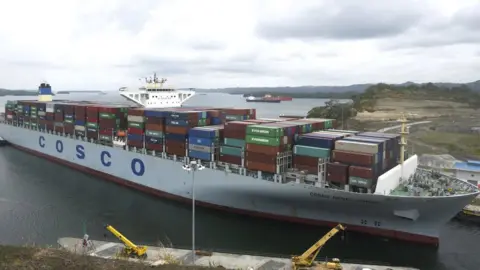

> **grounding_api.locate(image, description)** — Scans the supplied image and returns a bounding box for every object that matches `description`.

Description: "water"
[0,93,479,270]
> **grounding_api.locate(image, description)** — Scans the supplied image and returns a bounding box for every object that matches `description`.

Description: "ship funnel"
[38,82,53,102]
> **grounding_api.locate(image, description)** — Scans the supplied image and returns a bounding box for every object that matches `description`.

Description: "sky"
[0,0,479,90]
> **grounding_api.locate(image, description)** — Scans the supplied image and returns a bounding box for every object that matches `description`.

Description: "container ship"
[245,96,281,103]
[1,76,478,247]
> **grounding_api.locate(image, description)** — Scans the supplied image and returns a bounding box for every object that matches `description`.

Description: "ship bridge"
[119,74,195,108]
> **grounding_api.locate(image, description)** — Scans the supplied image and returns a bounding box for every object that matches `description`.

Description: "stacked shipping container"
[4,100,403,191]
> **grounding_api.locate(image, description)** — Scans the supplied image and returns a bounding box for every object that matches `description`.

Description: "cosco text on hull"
[38,136,146,176]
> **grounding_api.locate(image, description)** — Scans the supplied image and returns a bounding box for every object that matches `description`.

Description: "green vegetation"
[418,131,480,158]
[0,88,37,96]
[352,83,480,112]
[0,245,221,270]
[307,99,357,126]
[241,91,357,99]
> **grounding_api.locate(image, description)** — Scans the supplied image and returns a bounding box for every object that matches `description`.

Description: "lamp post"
[182,160,205,264]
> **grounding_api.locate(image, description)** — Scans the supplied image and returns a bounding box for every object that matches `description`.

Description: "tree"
[307,99,357,125]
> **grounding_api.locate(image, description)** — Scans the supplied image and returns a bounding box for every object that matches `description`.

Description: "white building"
[455,160,480,188]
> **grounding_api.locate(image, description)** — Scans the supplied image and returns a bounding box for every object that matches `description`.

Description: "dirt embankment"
[0,245,217,270]
[350,98,480,160]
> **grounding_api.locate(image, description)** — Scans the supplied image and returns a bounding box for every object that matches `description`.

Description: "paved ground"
[58,237,418,270]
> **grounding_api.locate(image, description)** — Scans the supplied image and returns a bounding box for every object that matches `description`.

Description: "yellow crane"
[105,224,148,259]
[291,224,346,270]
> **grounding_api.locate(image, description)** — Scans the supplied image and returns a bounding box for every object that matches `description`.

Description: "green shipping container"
[245,135,283,146]
[293,145,330,159]
[99,135,112,141]
[220,145,243,157]
[324,120,333,129]
[197,118,208,126]
[86,122,98,128]
[64,119,74,124]
[99,112,116,119]
[224,138,246,148]
[246,125,284,137]
[128,121,144,129]
[349,177,373,188]
[145,130,164,138]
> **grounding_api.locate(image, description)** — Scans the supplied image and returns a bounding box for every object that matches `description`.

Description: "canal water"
[0,93,478,270]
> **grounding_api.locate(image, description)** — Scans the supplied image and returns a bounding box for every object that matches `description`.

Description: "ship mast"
[399,113,409,165]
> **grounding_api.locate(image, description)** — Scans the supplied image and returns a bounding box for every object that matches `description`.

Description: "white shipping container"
[74,125,85,131]
[335,140,378,154]
[38,111,46,116]
[128,115,145,123]
[189,144,212,153]
[46,108,54,113]
[6,115,13,119]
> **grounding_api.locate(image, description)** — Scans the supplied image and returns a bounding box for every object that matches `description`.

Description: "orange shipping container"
[219,154,242,165]
[166,145,186,156]
[165,125,189,135]
[165,140,187,149]
[146,123,164,131]
[349,166,376,180]
[224,129,245,140]
[128,108,145,116]
[245,160,276,173]
[146,143,163,151]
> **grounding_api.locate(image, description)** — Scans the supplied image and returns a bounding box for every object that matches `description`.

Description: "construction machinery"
[105,224,148,259]
[291,224,346,270]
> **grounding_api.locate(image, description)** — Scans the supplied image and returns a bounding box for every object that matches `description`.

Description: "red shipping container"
[219,154,242,165]
[246,143,284,155]
[326,162,349,185]
[245,160,276,173]
[146,143,163,151]
[54,112,64,122]
[127,140,143,148]
[99,129,116,136]
[349,166,376,180]
[128,127,144,135]
[165,140,186,149]
[64,123,75,135]
[244,151,277,164]
[87,117,99,123]
[222,108,255,116]
[293,155,319,167]
[224,129,245,140]
[166,145,186,156]
[332,150,376,167]
[128,108,145,116]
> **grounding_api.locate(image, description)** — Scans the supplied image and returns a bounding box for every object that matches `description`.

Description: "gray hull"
[1,123,477,245]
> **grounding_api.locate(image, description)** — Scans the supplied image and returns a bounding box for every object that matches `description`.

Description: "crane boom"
[105,224,148,259]
[292,224,346,269]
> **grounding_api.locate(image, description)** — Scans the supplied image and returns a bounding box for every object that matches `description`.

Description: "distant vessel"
[263,94,293,101]
[245,96,281,103]
[0,77,479,248]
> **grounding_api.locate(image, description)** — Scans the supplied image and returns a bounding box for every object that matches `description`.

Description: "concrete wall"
[374,155,418,195]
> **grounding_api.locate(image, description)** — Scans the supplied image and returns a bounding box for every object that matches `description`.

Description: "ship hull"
[1,123,478,246]
[246,99,281,103]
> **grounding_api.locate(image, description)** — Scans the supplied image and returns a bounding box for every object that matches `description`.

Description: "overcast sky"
[0,0,479,90]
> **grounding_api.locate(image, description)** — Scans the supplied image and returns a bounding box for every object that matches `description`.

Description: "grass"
[418,131,480,158]
[0,245,224,270]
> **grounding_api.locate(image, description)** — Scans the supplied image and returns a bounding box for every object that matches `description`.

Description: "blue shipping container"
[144,109,169,118]
[145,136,163,145]
[296,136,335,149]
[189,127,217,138]
[188,136,214,147]
[128,133,143,141]
[166,119,193,127]
[75,120,85,126]
[165,133,187,142]
[211,117,222,125]
[188,150,212,161]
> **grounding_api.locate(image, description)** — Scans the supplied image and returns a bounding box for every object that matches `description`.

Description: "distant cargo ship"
[245,96,281,103]
[1,75,478,248]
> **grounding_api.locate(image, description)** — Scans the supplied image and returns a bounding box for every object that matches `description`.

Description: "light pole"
[182,160,205,265]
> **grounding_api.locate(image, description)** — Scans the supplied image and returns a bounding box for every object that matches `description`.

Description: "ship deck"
[389,168,477,197]
[58,237,418,270]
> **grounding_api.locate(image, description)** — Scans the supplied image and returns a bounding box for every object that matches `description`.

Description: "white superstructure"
[119,73,195,108]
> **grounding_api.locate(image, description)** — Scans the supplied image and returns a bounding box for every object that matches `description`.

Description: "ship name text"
[309,192,378,204]
[38,136,145,176]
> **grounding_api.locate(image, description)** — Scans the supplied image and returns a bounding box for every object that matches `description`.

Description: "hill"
[0,88,37,96]
[198,80,480,97]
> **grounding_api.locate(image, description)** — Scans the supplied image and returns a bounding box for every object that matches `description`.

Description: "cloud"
[256,0,425,41]
[0,0,478,90]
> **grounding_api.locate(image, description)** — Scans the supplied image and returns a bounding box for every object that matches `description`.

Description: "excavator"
[105,224,148,259]
[291,224,346,270]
